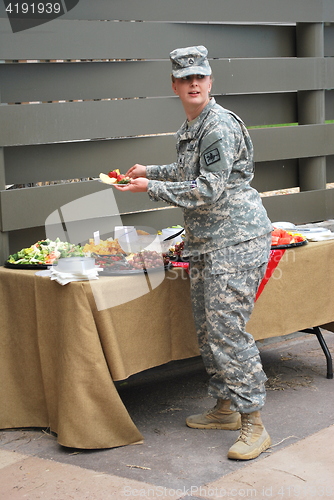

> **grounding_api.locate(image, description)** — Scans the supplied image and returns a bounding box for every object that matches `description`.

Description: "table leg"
[302,327,333,379]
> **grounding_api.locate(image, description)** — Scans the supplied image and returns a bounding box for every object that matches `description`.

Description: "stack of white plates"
[272,222,334,241]
[50,257,102,285]
[294,227,334,241]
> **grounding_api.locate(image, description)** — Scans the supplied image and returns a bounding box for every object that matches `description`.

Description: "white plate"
[272,222,296,230]
[294,227,331,234]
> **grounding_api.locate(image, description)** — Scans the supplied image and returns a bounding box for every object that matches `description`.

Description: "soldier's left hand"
[113,178,149,192]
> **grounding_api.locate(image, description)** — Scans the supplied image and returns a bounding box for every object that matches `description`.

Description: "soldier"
[114,45,273,460]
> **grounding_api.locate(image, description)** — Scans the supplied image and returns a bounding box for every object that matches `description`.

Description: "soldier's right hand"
[126,164,147,179]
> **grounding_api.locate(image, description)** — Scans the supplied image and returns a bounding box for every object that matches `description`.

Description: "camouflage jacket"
[146,98,272,256]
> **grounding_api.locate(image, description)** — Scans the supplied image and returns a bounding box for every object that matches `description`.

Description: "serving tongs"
[162,228,184,241]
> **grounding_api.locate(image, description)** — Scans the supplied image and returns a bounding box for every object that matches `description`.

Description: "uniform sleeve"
[147,125,238,209]
[146,162,179,181]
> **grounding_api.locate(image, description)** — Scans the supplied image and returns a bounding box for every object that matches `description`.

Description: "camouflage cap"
[170,45,212,78]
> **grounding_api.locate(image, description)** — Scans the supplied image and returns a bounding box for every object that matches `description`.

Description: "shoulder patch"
[204,148,220,166]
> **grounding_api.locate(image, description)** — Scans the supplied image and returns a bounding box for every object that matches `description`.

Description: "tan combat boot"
[227,411,271,460]
[186,399,241,430]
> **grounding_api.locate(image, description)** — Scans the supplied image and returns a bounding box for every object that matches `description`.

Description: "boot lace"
[238,415,251,443]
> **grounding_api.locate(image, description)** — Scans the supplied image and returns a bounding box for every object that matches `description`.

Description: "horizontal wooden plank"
[262,188,334,224]
[1,104,333,165]
[0,98,183,146]
[0,57,300,104]
[251,123,334,162]
[212,57,334,96]
[1,56,333,104]
[67,0,334,23]
[1,0,331,23]
[218,93,298,127]
[3,146,321,198]
[2,147,303,197]
[3,136,177,186]
[0,180,168,231]
[253,159,299,193]
[0,19,296,61]
[2,180,334,233]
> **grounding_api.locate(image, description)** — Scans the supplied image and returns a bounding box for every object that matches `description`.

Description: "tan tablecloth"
[1,239,334,449]
[0,265,199,449]
[247,239,334,339]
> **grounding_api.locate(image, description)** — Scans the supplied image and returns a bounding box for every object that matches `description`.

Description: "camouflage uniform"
[146,97,273,413]
[188,235,271,413]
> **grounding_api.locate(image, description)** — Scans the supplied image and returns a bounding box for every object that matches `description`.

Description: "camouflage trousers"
[189,233,272,413]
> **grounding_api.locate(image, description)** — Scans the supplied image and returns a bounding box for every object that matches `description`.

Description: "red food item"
[271,227,306,246]
[272,228,290,238]
[117,174,125,182]
[271,235,280,246]
[294,235,305,243]
[278,236,293,245]
[108,170,118,178]
[271,228,293,245]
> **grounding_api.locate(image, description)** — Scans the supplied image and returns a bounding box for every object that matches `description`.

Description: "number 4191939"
[5,3,62,15]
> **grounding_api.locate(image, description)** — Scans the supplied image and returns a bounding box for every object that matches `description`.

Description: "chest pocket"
[178,141,199,178]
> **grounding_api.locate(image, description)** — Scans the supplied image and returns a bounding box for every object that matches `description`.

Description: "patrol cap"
[170,45,212,78]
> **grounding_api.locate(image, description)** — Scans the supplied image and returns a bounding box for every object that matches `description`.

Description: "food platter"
[4,238,85,269]
[93,249,170,275]
[271,227,307,249]
[4,261,49,270]
[271,239,308,250]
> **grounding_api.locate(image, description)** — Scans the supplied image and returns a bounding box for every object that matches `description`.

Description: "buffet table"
[1,239,334,449]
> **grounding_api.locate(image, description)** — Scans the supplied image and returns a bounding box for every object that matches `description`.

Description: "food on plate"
[271,228,306,247]
[83,238,126,255]
[107,169,120,179]
[163,240,188,262]
[94,250,166,272]
[99,170,131,185]
[6,238,84,265]
[170,241,184,257]
[126,250,164,270]
[93,253,130,271]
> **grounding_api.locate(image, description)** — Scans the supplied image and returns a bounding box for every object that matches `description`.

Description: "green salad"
[7,238,85,265]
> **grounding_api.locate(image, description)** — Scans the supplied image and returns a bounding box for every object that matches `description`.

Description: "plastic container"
[55,257,96,274]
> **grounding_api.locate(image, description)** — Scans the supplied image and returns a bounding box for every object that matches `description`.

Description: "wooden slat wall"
[0,1,334,259]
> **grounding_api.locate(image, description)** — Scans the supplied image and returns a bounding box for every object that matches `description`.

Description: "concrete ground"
[0,330,333,499]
